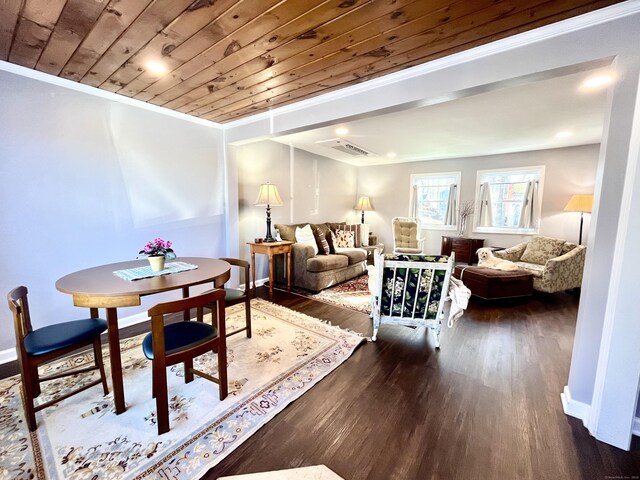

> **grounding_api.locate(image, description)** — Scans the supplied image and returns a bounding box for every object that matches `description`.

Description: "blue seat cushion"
[24,318,107,356]
[142,321,218,360]
[223,288,246,303]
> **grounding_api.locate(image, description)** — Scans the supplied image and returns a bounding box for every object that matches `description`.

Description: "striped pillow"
[314,226,331,255]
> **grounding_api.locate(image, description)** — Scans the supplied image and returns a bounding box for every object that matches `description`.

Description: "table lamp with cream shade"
[255,183,283,242]
[355,196,374,224]
[564,194,594,245]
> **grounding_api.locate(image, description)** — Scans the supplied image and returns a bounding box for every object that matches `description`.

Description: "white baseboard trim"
[0,311,151,366]
[561,385,590,426]
[0,347,17,365]
[253,277,269,288]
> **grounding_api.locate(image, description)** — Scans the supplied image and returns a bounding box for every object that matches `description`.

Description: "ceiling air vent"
[315,138,374,157]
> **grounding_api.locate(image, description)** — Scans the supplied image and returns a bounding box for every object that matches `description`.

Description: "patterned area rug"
[275,273,372,315]
[0,299,364,480]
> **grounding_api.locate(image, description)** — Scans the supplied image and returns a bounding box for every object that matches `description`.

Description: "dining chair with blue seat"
[7,285,109,431]
[198,257,252,338]
[143,289,228,435]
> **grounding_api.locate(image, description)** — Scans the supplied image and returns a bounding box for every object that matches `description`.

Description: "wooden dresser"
[441,236,485,265]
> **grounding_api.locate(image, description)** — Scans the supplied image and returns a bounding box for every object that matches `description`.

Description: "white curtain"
[477,182,493,227]
[518,180,538,228]
[444,183,458,225]
[409,185,419,218]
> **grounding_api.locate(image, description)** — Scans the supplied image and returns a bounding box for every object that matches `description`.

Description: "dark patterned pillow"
[313,226,331,255]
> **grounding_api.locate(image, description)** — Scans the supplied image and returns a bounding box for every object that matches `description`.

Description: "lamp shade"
[564,194,593,213]
[254,183,283,206]
[355,196,374,211]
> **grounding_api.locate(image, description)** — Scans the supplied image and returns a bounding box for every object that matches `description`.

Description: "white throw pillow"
[295,224,318,255]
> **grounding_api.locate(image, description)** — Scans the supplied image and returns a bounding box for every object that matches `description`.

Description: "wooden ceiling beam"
[168,0,427,113]
[103,0,259,93]
[133,0,343,103]
[79,0,195,88]
[0,0,23,61]
[60,0,153,81]
[209,0,617,123]
[181,0,509,117]
[36,0,109,75]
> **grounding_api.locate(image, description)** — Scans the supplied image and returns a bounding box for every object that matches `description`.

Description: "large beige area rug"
[275,273,372,315]
[0,299,363,480]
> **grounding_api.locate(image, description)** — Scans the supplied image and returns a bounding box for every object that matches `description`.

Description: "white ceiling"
[272,68,610,166]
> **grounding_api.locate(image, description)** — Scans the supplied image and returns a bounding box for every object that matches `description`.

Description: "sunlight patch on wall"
[108,104,224,228]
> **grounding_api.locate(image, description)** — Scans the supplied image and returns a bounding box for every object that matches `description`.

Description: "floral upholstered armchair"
[494,236,586,293]
[370,251,454,348]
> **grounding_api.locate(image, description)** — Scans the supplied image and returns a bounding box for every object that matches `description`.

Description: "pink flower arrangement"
[139,238,176,259]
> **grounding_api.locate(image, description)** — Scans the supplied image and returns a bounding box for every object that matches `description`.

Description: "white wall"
[0,70,226,354]
[232,140,357,279]
[356,145,599,253]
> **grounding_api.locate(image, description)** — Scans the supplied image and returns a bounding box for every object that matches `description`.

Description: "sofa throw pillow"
[335,229,355,248]
[295,224,318,255]
[329,230,337,253]
[313,226,331,255]
[520,236,566,265]
[343,224,362,247]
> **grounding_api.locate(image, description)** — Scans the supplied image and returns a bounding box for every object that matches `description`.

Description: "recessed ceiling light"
[146,61,167,75]
[555,131,574,139]
[387,152,397,158]
[335,127,349,135]
[581,74,614,90]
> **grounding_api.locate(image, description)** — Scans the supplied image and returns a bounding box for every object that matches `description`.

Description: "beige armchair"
[392,217,424,254]
[494,236,586,293]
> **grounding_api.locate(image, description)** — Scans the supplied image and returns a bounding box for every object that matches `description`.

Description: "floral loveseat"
[273,222,367,292]
[494,236,586,293]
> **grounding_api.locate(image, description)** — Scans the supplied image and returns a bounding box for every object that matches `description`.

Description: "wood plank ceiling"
[0,0,622,124]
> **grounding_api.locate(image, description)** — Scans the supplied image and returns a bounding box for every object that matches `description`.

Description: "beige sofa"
[494,236,586,293]
[273,222,367,292]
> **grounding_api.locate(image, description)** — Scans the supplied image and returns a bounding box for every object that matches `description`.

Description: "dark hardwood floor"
[2,287,639,479]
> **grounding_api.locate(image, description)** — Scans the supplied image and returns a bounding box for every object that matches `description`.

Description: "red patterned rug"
[275,274,372,314]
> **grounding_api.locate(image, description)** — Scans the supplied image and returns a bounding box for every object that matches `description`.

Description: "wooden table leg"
[250,249,256,289]
[182,286,190,321]
[268,252,274,297]
[106,307,126,414]
[286,251,291,291]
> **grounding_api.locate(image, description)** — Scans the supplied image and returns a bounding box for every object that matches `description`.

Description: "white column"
[587,64,640,449]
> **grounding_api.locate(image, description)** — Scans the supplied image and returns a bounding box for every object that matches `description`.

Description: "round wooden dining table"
[56,257,231,415]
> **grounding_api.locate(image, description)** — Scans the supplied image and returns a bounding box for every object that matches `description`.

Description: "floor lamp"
[255,183,283,242]
[563,194,594,245]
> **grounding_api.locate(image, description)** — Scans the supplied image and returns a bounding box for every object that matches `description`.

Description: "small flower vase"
[457,218,467,237]
[148,255,166,272]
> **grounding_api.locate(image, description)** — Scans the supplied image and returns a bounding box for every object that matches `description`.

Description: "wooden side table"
[441,236,485,265]
[247,241,293,296]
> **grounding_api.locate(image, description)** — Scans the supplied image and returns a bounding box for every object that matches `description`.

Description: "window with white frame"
[474,166,545,234]
[410,172,461,229]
